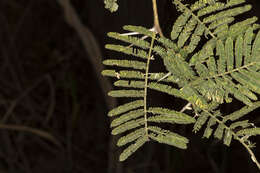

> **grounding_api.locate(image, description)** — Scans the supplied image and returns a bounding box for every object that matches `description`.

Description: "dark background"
[0,0,260,173]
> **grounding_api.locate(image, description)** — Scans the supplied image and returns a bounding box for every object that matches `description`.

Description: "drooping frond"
[102,26,195,161]
[193,102,260,147]
[170,0,255,55]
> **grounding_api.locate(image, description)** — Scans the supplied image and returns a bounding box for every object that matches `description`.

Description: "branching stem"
[144,32,156,138]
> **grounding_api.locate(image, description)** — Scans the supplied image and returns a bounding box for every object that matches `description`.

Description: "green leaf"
[214,124,225,140]
[108,100,144,117]
[148,107,195,124]
[148,126,189,149]
[235,35,243,68]
[236,128,260,137]
[225,37,234,71]
[230,120,251,129]
[119,136,148,161]
[148,126,189,144]
[111,109,144,127]
[101,70,144,79]
[103,59,146,70]
[223,101,260,122]
[223,129,232,146]
[203,117,217,138]
[111,118,144,135]
[104,0,118,12]
[243,27,254,64]
[171,11,191,40]
[114,80,145,88]
[203,5,252,24]
[148,82,184,98]
[117,128,145,146]
[108,90,144,98]
[193,112,209,133]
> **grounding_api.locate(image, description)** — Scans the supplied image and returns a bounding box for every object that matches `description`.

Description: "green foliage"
[104,0,118,12]
[193,102,260,147]
[185,29,260,107]
[102,26,195,161]
[102,0,260,167]
[170,0,253,55]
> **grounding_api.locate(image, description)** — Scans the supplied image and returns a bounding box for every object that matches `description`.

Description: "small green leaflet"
[104,0,119,13]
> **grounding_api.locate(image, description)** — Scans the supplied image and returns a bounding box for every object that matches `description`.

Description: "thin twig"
[0,124,61,147]
[180,103,192,113]
[239,138,260,170]
[0,14,38,121]
[204,109,260,170]
[1,75,48,123]
[152,0,163,37]
[45,75,56,124]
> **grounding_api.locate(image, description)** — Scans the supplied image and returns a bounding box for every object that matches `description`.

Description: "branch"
[56,1,120,173]
[56,0,116,110]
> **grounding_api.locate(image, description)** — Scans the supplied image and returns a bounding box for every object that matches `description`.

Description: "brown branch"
[45,75,56,124]
[56,1,120,173]
[0,124,61,147]
[56,0,116,110]
[152,0,163,37]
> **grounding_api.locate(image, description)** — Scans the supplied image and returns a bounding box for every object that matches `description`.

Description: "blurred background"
[0,0,260,172]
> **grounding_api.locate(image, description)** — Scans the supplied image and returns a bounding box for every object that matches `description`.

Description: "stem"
[180,102,192,113]
[239,138,260,170]
[204,110,260,170]
[144,32,156,138]
[152,0,163,37]
[190,62,257,86]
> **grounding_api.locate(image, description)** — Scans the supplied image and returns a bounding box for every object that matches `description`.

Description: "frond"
[193,101,260,147]
[188,29,260,106]
[102,26,195,161]
[171,0,255,55]
[189,18,259,65]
